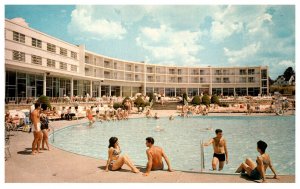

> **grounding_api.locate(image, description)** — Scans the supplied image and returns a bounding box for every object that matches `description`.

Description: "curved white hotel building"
[5,18,269,100]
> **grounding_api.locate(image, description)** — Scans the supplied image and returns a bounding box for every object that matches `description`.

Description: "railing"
[5,97,105,105]
[200,140,205,172]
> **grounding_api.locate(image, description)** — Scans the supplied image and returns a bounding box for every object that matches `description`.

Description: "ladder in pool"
[200,140,205,172]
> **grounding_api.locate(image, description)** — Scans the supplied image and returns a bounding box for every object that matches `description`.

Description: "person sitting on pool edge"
[235,140,278,182]
[143,137,173,176]
[105,137,140,173]
[203,129,229,171]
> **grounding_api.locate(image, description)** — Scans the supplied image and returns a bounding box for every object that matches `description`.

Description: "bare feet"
[235,166,243,173]
[31,151,37,155]
[132,168,140,173]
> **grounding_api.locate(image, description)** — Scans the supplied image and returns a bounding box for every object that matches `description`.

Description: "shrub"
[191,95,201,105]
[134,96,146,108]
[38,95,51,109]
[211,95,220,105]
[149,92,154,103]
[122,96,131,105]
[201,94,210,106]
[113,102,123,110]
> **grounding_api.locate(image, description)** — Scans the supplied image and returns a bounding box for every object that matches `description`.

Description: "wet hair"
[108,137,118,148]
[215,129,222,134]
[41,103,48,111]
[257,140,268,153]
[146,137,154,144]
[34,102,40,109]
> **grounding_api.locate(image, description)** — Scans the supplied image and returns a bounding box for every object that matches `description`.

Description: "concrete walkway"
[5,115,295,183]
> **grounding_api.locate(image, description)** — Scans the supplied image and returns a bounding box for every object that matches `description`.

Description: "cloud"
[136,24,203,66]
[224,42,261,64]
[68,6,127,40]
[10,17,29,27]
[278,60,295,67]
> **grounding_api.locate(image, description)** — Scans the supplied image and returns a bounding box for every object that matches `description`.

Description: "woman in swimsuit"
[105,137,140,173]
[86,109,95,127]
[235,140,278,182]
[40,104,50,151]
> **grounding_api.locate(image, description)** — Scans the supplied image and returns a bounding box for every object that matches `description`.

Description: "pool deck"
[5,112,295,183]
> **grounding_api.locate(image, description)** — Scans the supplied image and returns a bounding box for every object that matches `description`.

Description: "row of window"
[12,50,77,72]
[12,31,77,60]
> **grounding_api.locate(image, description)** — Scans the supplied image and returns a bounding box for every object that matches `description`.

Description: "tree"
[211,95,220,105]
[201,94,210,106]
[134,96,146,108]
[283,67,295,81]
[268,77,274,86]
[149,92,154,103]
[191,95,201,105]
[38,95,51,109]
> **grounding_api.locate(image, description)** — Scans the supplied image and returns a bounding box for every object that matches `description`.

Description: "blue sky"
[5,5,295,79]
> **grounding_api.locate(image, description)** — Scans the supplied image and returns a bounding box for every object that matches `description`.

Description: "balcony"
[104,74,112,79]
[147,78,155,82]
[200,70,210,75]
[214,71,222,75]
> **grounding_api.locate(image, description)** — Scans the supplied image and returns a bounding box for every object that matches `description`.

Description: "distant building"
[5,18,269,99]
[273,75,295,86]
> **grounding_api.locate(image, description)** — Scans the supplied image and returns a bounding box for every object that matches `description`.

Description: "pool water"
[50,116,295,175]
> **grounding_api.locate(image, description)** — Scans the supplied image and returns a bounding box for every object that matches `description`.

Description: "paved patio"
[5,113,295,183]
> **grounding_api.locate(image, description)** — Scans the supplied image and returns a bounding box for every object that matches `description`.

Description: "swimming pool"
[49,116,295,175]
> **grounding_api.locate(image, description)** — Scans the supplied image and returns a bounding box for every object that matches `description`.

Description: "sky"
[5,5,295,79]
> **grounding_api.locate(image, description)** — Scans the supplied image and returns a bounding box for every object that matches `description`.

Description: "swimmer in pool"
[203,129,229,171]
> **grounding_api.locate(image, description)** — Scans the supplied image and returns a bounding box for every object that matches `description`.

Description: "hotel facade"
[5,18,269,100]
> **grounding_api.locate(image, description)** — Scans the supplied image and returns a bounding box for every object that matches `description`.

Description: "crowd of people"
[5,93,285,183]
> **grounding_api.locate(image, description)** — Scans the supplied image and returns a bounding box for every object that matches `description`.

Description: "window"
[13,31,25,43]
[31,55,42,65]
[47,59,56,68]
[59,62,67,70]
[71,65,77,72]
[248,69,255,75]
[239,77,247,83]
[47,43,56,53]
[262,80,267,87]
[71,51,77,59]
[85,56,90,63]
[60,47,67,56]
[169,69,175,74]
[215,70,222,75]
[223,78,230,83]
[32,38,42,48]
[239,69,247,75]
[261,70,267,79]
[147,67,153,73]
[12,51,25,62]
[216,78,221,83]
[104,61,110,67]
[248,77,255,83]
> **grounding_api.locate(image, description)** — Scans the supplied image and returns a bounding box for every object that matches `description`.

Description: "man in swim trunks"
[31,102,43,155]
[143,137,173,176]
[203,129,229,171]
